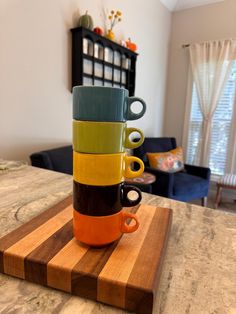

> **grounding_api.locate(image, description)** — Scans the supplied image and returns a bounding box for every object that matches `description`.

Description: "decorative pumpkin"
[126,38,137,52]
[120,40,127,48]
[93,27,103,36]
[78,11,94,30]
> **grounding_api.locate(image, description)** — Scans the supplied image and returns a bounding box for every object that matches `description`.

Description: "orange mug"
[73,210,139,247]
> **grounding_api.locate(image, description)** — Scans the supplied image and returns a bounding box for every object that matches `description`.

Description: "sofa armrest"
[30,145,73,175]
[30,152,53,170]
[184,164,211,180]
[145,167,174,197]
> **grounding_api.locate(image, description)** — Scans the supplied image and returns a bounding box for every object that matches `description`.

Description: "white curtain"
[189,39,236,166]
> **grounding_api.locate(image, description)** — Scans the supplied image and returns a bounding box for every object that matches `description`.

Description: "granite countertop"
[0,165,235,314]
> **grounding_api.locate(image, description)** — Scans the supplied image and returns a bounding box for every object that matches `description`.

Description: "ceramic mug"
[73,209,139,246]
[73,120,144,154]
[73,151,144,186]
[73,86,146,122]
[73,181,142,216]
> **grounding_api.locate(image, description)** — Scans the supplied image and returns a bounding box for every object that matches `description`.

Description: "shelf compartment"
[83,54,129,71]
[71,26,137,95]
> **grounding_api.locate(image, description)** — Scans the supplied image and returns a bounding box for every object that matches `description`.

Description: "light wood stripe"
[47,238,89,292]
[97,204,156,308]
[0,196,72,273]
[3,205,73,278]
[125,207,172,313]
[128,208,172,288]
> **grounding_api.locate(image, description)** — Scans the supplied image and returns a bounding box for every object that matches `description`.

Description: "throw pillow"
[146,147,184,173]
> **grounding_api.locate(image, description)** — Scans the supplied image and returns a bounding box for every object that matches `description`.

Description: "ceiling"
[160,0,224,11]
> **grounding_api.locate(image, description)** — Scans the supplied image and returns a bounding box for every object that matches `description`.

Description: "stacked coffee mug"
[72,86,146,247]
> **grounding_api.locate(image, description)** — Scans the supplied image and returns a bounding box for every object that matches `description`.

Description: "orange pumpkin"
[126,38,137,52]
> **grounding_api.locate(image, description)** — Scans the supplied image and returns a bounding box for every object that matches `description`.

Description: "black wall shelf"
[71,26,138,96]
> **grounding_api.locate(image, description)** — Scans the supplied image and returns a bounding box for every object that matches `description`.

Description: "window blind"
[186,62,236,176]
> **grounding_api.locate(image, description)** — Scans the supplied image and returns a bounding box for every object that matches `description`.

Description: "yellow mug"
[73,151,144,186]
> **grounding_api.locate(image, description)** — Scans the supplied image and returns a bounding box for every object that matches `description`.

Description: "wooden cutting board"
[0,196,172,314]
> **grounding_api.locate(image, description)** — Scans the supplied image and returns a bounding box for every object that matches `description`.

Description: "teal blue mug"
[73,86,146,122]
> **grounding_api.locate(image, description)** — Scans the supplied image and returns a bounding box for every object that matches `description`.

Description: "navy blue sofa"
[30,145,151,193]
[133,137,211,205]
[30,145,73,175]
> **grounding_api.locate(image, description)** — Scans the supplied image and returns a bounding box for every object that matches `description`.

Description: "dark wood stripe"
[126,288,153,314]
[71,205,140,300]
[0,196,72,273]
[24,220,73,285]
[71,240,119,299]
[125,207,172,314]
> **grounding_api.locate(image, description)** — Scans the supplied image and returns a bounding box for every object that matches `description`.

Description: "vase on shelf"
[105,10,122,42]
[106,29,115,41]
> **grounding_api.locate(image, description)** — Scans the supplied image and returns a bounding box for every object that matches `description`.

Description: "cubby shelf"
[71,26,138,96]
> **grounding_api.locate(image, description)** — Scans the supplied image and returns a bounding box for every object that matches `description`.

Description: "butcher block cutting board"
[0,196,172,314]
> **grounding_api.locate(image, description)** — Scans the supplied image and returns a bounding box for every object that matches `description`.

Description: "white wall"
[164,0,236,144]
[0,0,171,161]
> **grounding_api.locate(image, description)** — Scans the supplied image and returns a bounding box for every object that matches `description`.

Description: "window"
[186,62,236,176]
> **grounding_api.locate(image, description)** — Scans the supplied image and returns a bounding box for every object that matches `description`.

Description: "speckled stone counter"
[0,165,235,314]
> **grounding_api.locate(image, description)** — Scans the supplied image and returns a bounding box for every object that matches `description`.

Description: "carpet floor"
[190,190,236,214]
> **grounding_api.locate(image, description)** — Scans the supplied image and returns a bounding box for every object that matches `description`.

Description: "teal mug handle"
[126,97,147,120]
[125,127,144,149]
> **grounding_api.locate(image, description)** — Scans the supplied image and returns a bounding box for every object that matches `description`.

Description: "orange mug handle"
[120,212,139,233]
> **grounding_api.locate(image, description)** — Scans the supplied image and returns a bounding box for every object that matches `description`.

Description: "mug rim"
[72,85,128,93]
[74,151,125,158]
[73,120,126,126]
[75,210,126,219]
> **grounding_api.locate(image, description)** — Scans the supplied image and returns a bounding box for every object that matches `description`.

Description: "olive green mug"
[73,120,144,154]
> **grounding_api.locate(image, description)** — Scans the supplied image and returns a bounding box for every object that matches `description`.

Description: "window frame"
[182,65,236,180]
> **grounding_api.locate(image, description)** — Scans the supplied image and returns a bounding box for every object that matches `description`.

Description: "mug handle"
[120,212,139,233]
[124,127,144,149]
[125,156,144,179]
[121,184,142,207]
[126,97,147,120]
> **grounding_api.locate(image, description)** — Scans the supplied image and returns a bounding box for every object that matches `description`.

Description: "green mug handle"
[124,127,144,149]
[126,97,147,120]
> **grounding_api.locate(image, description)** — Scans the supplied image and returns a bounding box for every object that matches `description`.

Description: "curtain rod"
[182,38,236,48]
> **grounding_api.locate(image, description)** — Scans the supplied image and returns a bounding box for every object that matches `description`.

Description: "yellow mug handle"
[124,127,144,149]
[124,156,144,178]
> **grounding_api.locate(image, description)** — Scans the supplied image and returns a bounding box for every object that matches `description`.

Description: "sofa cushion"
[173,172,209,201]
[146,147,184,173]
[133,137,177,165]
